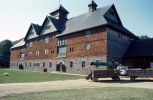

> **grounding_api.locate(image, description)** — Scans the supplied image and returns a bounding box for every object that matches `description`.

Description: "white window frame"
[45,49,49,55]
[36,50,40,56]
[85,43,91,50]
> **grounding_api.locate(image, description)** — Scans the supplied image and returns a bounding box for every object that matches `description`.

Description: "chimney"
[88,0,97,12]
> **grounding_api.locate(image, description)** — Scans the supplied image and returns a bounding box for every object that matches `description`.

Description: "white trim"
[58,60,65,64]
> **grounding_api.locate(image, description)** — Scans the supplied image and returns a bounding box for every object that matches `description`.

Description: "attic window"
[109,10,115,16]
[31,32,34,35]
[45,25,51,30]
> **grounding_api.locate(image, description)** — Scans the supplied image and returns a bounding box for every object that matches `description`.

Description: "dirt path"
[1,79,153,97]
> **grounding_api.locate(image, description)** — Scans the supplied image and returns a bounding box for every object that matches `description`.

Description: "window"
[44,37,49,44]
[118,32,122,38]
[70,61,74,68]
[29,52,32,57]
[30,31,34,36]
[58,39,67,46]
[85,43,91,50]
[82,61,85,68]
[51,50,54,54]
[85,30,91,37]
[29,63,31,67]
[109,9,115,16]
[45,49,49,55]
[49,62,52,67]
[19,52,25,59]
[37,63,40,66]
[58,46,66,56]
[70,47,74,52]
[29,42,33,47]
[36,50,40,56]
[43,62,45,67]
[45,25,51,30]
[25,63,27,67]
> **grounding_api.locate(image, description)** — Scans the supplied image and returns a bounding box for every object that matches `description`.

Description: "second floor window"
[45,49,49,55]
[29,52,32,57]
[70,47,74,52]
[19,52,25,59]
[36,50,40,56]
[85,43,91,50]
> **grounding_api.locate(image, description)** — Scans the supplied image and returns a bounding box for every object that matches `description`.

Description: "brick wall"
[59,27,107,58]
[25,32,58,60]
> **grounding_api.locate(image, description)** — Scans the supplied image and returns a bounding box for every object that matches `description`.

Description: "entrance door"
[56,62,66,72]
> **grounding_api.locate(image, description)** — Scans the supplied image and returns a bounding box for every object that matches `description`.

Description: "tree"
[0,40,13,56]
[139,35,150,40]
[0,40,13,68]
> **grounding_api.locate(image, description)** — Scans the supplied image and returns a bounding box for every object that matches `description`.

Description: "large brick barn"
[10,1,152,74]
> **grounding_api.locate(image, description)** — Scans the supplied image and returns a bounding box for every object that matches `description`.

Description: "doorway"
[56,62,66,72]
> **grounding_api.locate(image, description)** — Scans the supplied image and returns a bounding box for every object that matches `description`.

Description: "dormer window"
[31,32,34,36]
[45,25,51,30]
[109,10,115,16]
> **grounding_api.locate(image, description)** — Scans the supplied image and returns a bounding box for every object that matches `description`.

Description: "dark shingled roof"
[12,4,138,49]
[32,24,41,35]
[56,4,138,39]
[124,39,153,57]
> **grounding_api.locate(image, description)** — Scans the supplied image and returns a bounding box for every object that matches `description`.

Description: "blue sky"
[0,0,153,41]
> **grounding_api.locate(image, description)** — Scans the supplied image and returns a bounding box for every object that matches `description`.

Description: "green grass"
[0,69,84,84]
[1,87,153,100]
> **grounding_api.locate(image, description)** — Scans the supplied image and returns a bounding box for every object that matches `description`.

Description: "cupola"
[88,0,98,12]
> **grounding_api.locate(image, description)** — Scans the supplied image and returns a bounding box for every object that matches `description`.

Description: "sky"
[0,0,153,42]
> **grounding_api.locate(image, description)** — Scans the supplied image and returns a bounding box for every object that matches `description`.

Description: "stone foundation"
[10,56,107,74]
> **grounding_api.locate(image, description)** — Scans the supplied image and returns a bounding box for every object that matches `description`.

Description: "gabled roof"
[39,16,62,35]
[56,4,112,37]
[50,4,69,15]
[24,23,41,40]
[12,4,138,49]
[56,4,137,38]
[11,39,25,49]
[124,39,153,57]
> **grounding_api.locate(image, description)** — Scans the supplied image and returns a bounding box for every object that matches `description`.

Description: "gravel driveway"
[1,79,153,97]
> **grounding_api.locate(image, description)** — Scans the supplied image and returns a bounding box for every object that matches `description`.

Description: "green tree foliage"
[139,35,150,40]
[0,40,13,57]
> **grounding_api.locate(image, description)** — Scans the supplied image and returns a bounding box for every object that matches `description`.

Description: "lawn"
[1,87,153,100]
[0,69,84,84]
